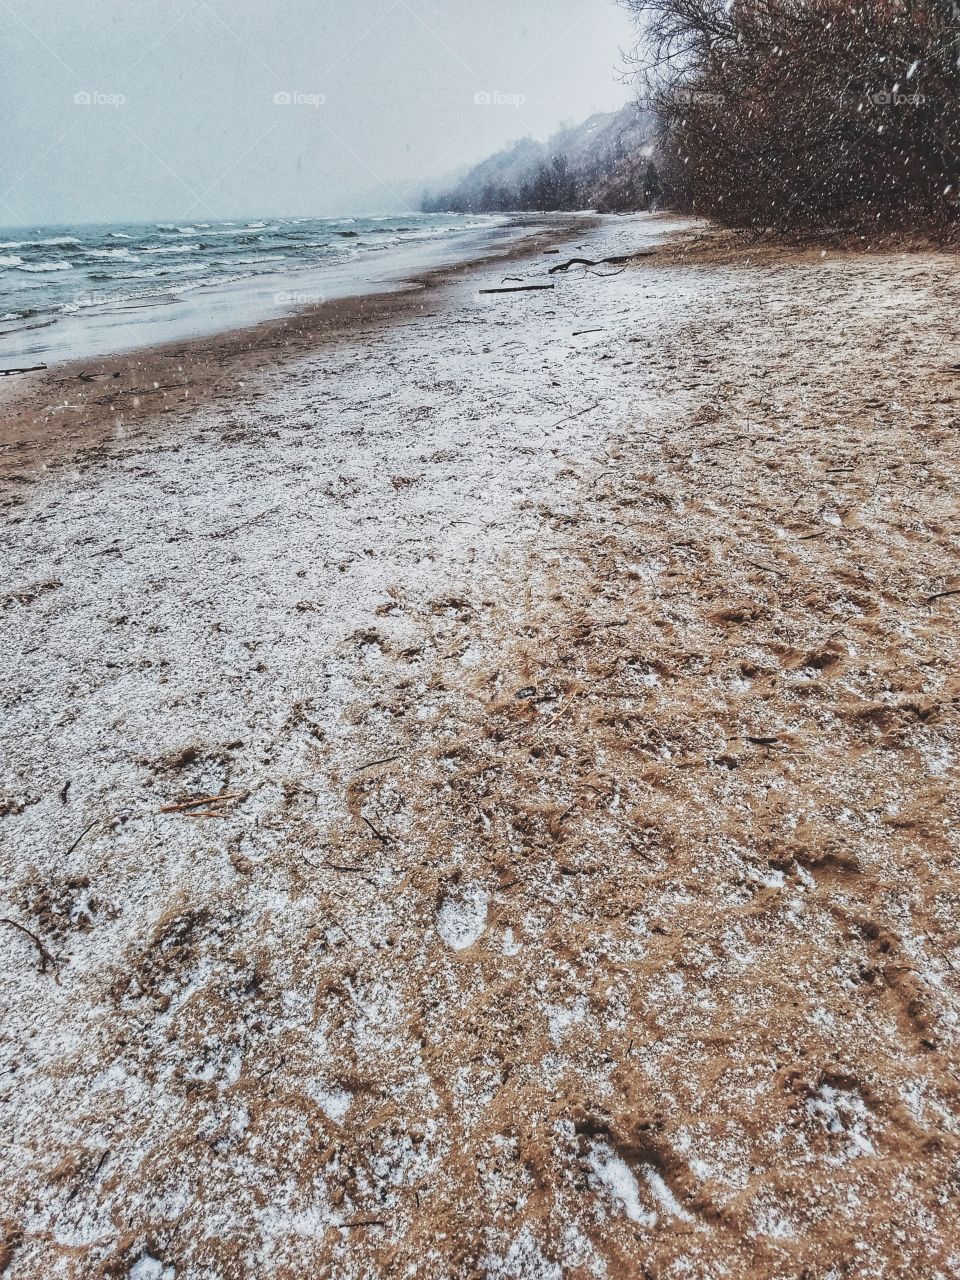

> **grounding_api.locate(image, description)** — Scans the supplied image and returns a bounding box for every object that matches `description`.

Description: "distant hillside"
[422,105,660,214]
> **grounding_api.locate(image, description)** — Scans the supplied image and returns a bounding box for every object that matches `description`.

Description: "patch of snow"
[437,885,488,950]
[483,1227,562,1280]
[806,1085,875,1161]
[644,1165,694,1223]
[586,1141,656,1227]
[129,1259,175,1280]
[310,1083,352,1125]
[545,996,588,1045]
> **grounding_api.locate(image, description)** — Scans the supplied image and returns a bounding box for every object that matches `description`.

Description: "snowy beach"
[2,213,960,1277]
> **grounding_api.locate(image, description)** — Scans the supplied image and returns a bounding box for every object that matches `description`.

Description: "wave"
[88,248,139,261]
[0,213,508,361]
[141,244,201,254]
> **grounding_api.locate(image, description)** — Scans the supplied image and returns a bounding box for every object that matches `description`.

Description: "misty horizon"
[2,0,635,225]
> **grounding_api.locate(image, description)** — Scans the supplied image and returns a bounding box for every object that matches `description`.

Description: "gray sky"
[1,0,636,226]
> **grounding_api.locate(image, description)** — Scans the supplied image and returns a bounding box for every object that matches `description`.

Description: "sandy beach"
[3,212,960,1278]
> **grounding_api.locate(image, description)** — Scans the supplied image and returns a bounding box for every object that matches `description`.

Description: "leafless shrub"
[621,0,960,236]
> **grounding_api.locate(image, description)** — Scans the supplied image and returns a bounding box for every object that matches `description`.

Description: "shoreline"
[0,213,600,482]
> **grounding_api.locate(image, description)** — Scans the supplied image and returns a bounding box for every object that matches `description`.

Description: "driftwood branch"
[0,364,47,377]
[479,284,555,294]
[548,251,655,274]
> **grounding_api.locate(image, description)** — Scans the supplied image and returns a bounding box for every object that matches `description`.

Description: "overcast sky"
[1,0,636,226]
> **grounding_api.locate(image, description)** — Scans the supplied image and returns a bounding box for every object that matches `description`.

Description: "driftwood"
[0,364,47,376]
[549,250,656,274]
[479,284,555,294]
[549,258,600,273]
[927,588,960,604]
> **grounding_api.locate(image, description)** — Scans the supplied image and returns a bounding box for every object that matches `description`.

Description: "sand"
[2,213,960,1279]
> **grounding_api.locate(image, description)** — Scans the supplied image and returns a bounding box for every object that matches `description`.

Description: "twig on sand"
[479,284,555,294]
[336,1220,386,1230]
[551,401,602,430]
[354,755,402,773]
[65,820,99,858]
[0,918,61,982]
[160,793,242,813]
[0,364,47,376]
[926,588,960,605]
[324,861,378,888]
[210,506,280,539]
[360,813,392,844]
[93,382,189,404]
[745,559,787,578]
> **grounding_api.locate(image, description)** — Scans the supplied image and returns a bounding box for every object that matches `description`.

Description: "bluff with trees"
[422,105,660,214]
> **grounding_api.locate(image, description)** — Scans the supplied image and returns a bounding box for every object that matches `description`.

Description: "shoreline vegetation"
[620,0,960,240]
[421,105,661,215]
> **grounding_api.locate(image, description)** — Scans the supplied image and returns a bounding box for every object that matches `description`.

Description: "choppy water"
[0,212,513,365]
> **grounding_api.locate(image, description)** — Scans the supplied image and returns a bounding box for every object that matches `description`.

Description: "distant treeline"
[422,106,662,214]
